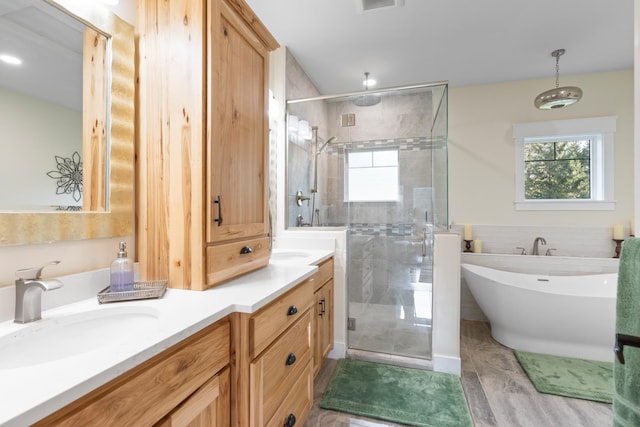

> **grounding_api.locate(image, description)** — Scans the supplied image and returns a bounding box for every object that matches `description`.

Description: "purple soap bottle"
[110,242,134,292]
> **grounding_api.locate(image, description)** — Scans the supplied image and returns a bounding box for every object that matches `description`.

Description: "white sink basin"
[270,251,309,260]
[0,306,160,369]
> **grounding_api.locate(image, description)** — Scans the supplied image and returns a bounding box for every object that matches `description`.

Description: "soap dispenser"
[110,241,134,292]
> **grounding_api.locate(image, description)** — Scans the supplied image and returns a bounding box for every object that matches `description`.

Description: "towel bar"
[614,333,640,364]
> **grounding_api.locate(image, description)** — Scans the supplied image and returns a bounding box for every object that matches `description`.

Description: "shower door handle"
[614,333,640,364]
[421,228,427,257]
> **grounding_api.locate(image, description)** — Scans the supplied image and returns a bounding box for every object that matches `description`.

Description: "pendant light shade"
[534,49,582,110]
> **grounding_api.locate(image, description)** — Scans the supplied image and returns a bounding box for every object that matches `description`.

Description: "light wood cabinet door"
[156,367,230,427]
[136,0,278,290]
[313,279,334,377]
[208,0,270,244]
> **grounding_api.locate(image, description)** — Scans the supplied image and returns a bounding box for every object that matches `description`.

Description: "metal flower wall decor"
[47,151,83,202]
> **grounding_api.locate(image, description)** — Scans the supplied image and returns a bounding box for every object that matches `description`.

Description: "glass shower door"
[346,144,434,360]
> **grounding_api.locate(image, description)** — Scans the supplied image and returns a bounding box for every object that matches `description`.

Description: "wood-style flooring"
[304,320,613,427]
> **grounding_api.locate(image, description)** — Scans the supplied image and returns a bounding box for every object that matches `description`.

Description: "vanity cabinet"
[34,319,231,427]
[155,368,230,427]
[233,278,314,426]
[313,258,334,377]
[137,0,279,290]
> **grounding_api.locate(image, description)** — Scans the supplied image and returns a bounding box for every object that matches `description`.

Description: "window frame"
[344,148,400,203]
[513,116,617,211]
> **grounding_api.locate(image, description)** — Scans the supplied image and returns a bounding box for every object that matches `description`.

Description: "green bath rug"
[320,359,473,427]
[515,350,614,403]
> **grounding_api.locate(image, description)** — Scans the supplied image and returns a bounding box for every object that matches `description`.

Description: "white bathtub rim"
[461,263,617,297]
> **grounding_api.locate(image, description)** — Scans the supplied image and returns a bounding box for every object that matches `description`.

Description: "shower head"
[318,136,337,153]
[353,93,381,107]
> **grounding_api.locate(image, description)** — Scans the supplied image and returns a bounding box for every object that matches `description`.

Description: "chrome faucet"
[14,261,63,323]
[531,237,547,256]
[296,215,311,227]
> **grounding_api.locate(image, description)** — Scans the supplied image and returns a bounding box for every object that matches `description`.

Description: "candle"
[631,218,635,237]
[463,225,473,240]
[613,224,624,240]
[473,239,482,253]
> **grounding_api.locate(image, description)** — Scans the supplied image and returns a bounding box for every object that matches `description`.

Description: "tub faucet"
[14,261,63,323]
[296,215,311,227]
[532,237,547,256]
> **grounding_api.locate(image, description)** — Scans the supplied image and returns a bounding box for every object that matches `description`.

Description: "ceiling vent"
[357,0,405,13]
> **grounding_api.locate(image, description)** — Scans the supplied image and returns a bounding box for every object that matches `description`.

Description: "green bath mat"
[515,350,614,403]
[320,359,473,427]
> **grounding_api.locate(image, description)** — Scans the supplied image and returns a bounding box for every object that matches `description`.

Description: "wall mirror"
[0,0,134,245]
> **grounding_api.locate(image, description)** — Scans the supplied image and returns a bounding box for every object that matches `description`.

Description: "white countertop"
[0,248,333,427]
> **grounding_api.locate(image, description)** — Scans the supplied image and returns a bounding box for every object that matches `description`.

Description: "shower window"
[513,116,616,210]
[345,149,399,202]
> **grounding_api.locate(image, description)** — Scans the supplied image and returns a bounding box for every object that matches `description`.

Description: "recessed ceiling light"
[0,54,22,65]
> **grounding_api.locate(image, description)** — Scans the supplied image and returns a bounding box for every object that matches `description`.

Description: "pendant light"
[534,49,583,110]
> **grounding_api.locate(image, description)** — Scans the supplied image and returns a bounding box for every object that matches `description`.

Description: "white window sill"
[514,200,615,211]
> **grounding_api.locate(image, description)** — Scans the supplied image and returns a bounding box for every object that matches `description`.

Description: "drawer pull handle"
[213,195,223,226]
[285,414,296,427]
[240,246,253,255]
[287,305,298,316]
[319,299,326,317]
[286,353,297,366]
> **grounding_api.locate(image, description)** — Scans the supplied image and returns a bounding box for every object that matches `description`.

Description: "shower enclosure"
[286,82,448,363]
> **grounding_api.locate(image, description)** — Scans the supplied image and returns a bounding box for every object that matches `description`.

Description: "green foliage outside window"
[524,139,591,199]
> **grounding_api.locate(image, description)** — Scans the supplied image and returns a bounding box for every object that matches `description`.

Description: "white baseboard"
[327,341,346,359]
[433,354,461,376]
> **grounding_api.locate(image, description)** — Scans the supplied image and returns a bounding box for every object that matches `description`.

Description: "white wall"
[449,70,634,227]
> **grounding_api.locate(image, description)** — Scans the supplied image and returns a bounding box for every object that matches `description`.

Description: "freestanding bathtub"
[461,263,617,362]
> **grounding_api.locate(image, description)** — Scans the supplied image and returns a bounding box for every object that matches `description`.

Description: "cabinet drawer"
[250,277,313,358]
[206,236,270,286]
[250,311,311,424]
[35,319,230,426]
[313,257,334,292]
[265,360,313,427]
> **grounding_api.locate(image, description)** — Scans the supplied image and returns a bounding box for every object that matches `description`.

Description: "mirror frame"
[0,0,134,245]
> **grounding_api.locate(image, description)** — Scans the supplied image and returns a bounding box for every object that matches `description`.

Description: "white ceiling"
[245,0,634,96]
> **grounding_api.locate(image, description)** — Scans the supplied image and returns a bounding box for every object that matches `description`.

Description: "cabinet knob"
[285,413,296,427]
[287,305,298,316]
[240,246,253,255]
[285,353,297,366]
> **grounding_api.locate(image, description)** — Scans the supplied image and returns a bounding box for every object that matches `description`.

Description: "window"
[345,149,399,202]
[513,116,616,211]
